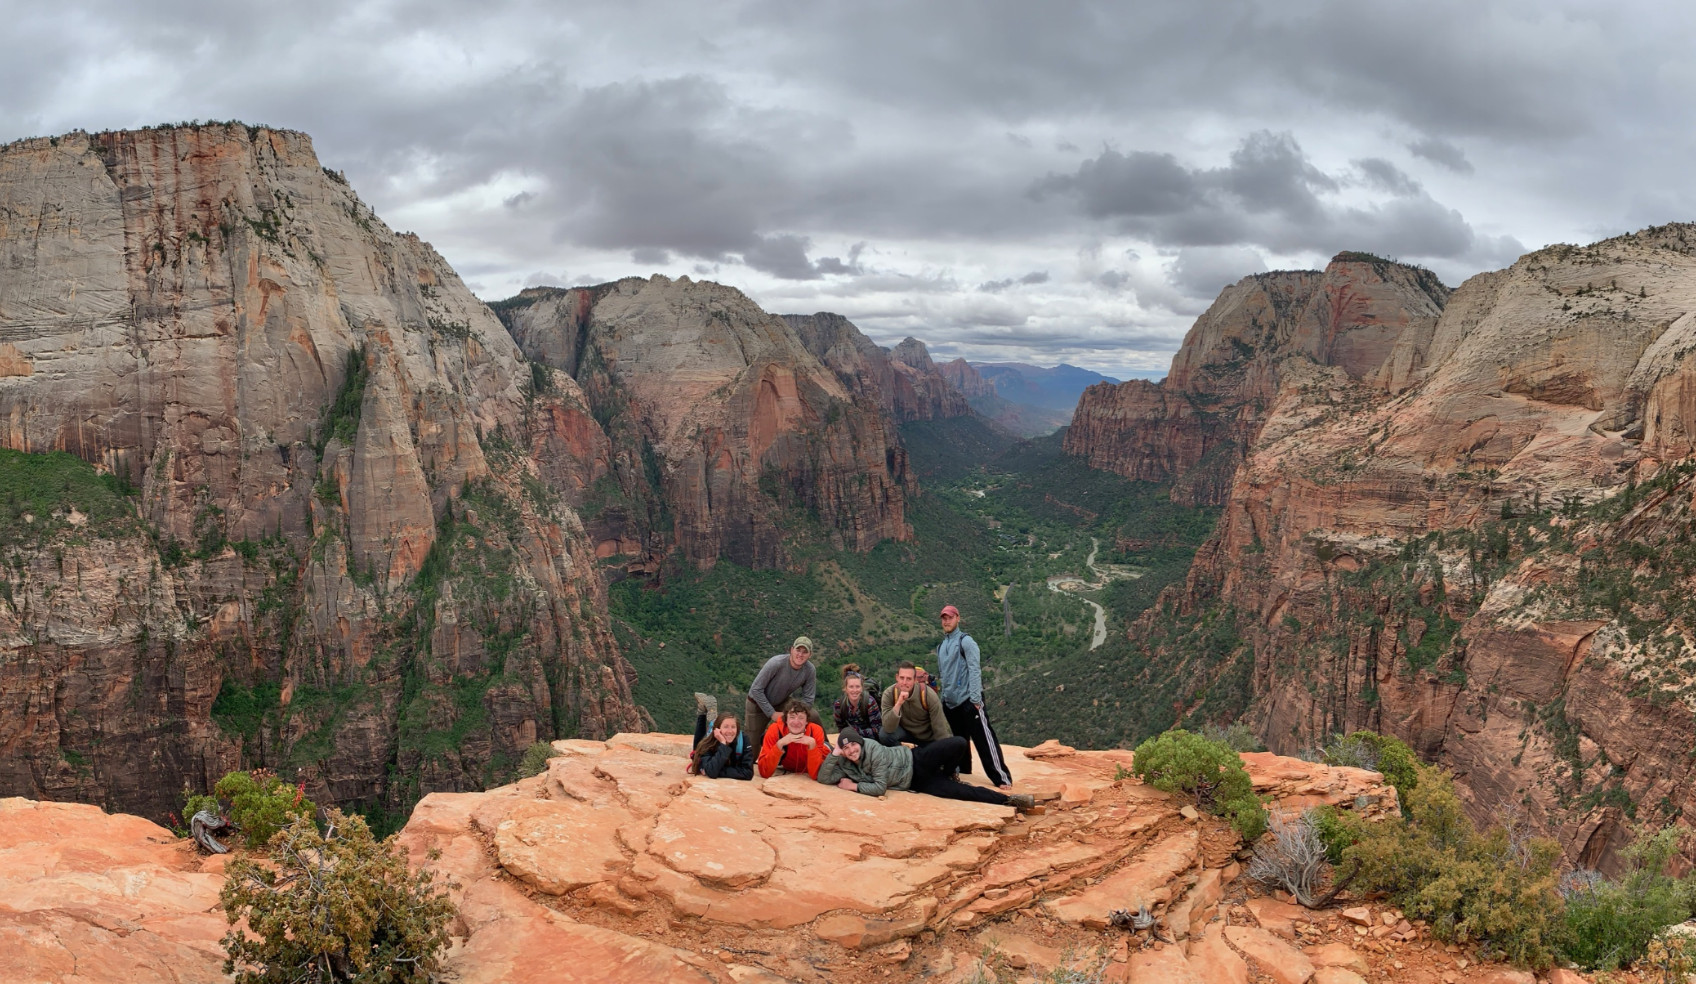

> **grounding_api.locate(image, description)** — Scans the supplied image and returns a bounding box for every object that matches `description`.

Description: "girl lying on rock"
[818,730,1036,811]
[687,709,755,780]
[757,699,830,779]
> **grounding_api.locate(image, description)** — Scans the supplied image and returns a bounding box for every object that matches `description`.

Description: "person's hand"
[836,778,857,791]
[776,733,794,748]
[799,734,817,749]
[893,689,908,711]
[974,701,983,710]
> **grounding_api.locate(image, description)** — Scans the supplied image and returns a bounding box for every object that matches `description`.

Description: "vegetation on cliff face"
[0,447,138,548]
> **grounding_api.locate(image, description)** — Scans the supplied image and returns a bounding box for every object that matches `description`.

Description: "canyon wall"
[1094,230,1696,871]
[784,314,971,424]
[498,285,911,569]
[0,124,641,824]
[1066,255,1450,504]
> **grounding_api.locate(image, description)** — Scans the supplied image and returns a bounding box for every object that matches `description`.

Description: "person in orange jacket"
[757,699,829,779]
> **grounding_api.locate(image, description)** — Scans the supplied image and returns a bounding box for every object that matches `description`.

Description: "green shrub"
[1322,729,1419,812]
[1337,765,1563,968]
[1199,720,1265,752]
[209,770,317,849]
[1558,826,1696,970]
[220,810,455,984]
[1133,729,1267,840]
[517,741,560,779]
[1311,803,1355,865]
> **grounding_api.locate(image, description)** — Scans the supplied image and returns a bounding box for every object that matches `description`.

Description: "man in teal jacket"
[818,730,1034,810]
[934,605,1014,788]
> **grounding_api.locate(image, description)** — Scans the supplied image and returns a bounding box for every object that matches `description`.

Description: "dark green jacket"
[816,741,913,796]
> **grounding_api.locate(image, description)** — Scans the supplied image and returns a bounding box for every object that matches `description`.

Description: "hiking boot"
[694,692,718,720]
[1007,793,1036,813]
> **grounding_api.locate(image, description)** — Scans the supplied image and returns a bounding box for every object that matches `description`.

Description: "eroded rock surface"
[1065,255,1449,505]
[0,745,1586,984]
[496,281,912,569]
[0,124,640,822]
[1081,227,1696,872]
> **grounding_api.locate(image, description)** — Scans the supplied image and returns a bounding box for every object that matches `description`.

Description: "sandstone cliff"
[784,315,971,424]
[1113,227,1696,872]
[497,284,911,569]
[1065,254,1450,504]
[0,124,641,825]
[5,746,1478,984]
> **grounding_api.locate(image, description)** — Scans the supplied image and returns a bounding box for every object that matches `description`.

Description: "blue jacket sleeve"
[964,635,983,705]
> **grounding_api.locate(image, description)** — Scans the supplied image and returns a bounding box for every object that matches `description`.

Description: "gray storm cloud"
[0,0,1688,373]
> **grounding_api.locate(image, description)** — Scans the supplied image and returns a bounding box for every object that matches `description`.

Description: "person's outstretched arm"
[817,753,851,787]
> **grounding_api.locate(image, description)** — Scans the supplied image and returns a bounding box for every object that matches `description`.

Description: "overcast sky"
[3,1,1691,378]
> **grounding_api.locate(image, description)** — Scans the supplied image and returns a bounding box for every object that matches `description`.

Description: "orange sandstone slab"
[1225,925,1315,984]
[1045,829,1199,927]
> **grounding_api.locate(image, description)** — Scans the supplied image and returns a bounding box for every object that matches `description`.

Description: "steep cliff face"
[1124,227,1696,871]
[0,124,640,824]
[498,284,910,569]
[785,314,971,424]
[1066,256,1450,504]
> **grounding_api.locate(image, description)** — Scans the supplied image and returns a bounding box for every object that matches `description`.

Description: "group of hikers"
[685,605,1036,812]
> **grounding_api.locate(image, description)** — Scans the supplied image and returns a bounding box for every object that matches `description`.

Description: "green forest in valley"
[611,423,1218,739]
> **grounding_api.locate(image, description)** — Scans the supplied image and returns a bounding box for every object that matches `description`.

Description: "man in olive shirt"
[745,636,825,744]
[877,661,951,747]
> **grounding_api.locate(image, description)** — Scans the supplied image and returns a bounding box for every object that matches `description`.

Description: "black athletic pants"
[943,700,1013,787]
[909,737,1011,806]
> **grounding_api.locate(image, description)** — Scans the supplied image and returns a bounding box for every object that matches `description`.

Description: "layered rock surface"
[783,315,971,424]
[8,744,1580,984]
[1065,255,1449,504]
[1102,227,1696,871]
[0,124,641,822]
[497,283,911,568]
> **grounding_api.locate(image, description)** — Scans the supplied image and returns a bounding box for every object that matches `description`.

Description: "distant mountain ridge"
[971,362,1120,412]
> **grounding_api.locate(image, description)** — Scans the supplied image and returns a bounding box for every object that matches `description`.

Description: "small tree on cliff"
[220,809,456,984]
[1132,729,1267,840]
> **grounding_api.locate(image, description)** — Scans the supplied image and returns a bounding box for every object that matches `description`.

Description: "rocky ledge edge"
[0,737,1588,983]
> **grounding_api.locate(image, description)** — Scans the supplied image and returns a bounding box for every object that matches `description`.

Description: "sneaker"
[1007,793,1036,813]
[694,693,718,720]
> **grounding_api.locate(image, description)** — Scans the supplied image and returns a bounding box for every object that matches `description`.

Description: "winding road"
[1047,538,1108,650]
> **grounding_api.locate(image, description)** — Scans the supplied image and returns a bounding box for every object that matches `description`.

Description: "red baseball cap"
[940,605,960,618]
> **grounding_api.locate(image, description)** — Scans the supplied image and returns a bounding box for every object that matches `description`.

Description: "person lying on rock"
[745,636,825,743]
[832,664,882,742]
[687,710,755,780]
[877,660,951,747]
[819,729,1035,811]
[757,699,830,779]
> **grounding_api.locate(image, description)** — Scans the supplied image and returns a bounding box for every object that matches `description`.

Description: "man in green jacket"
[818,730,1034,810]
[878,661,951,747]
